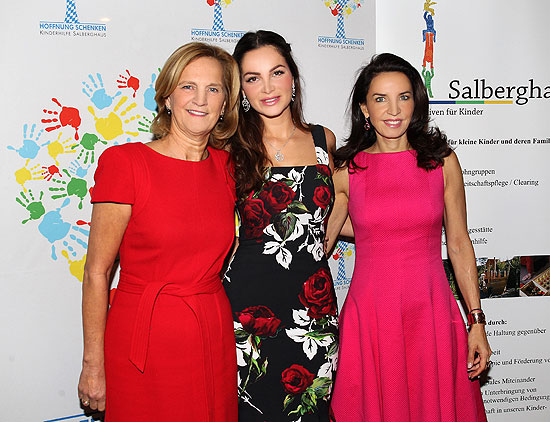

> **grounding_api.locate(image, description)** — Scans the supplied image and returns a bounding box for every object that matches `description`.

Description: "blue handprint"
[63,225,89,257]
[38,198,72,260]
[82,73,121,110]
[144,72,158,111]
[68,160,91,178]
[7,123,48,159]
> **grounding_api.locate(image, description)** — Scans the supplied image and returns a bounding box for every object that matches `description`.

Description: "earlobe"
[359,103,369,119]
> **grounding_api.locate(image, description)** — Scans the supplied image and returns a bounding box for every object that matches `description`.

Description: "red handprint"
[117,70,140,98]
[41,98,81,140]
[41,165,62,181]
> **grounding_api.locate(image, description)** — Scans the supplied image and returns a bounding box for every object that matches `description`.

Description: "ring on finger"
[81,398,90,406]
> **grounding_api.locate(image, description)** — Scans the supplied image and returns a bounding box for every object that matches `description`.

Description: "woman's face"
[240,45,294,119]
[361,71,414,145]
[166,56,226,140]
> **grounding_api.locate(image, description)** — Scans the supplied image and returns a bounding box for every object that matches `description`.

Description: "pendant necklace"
[264,125,296,162]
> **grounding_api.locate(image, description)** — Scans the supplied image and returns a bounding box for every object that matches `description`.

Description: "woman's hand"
[467,324,492,379]
[78,362,106,411]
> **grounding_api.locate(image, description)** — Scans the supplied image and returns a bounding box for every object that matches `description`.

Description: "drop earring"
[242,92,251,112]
[364,117,371,131]
[291,80,296,102]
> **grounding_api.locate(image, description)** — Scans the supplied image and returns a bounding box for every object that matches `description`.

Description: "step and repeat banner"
[369,1,549,421]
[1,0,548,421]
[0,1,374,421]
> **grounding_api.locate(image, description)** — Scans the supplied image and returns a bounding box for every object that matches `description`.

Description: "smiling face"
[361,71,415,147]
[165,56,226,140]
[240,45,294,120]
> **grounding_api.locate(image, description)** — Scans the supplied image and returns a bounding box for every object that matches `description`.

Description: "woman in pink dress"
[327,53,491,421]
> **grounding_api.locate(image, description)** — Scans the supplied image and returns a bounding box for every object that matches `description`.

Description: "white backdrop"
[0,1,374,421]
[1,1,549,421]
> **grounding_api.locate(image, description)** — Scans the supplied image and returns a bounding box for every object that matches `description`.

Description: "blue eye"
[209,87,220,93]
[181,85,192,90]
[400,94,410,100]
[374,97,385,102]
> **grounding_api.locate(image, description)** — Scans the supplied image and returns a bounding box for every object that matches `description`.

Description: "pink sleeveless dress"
[331,150,486,422]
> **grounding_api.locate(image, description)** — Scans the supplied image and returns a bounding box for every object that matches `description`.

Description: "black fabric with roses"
[224,125,339,422]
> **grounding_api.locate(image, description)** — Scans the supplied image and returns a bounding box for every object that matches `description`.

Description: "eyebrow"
[371,90,412,96]
[242,64,287,77]
[178,80,223,87]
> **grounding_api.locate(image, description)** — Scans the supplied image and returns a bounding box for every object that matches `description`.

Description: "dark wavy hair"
[334,53,451,170]
[227,30,309,201]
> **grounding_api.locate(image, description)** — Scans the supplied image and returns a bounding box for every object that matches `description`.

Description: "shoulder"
[209,147,231,163]
[322,126,336,152]
[99,142,143,162]
[442,150,460,172]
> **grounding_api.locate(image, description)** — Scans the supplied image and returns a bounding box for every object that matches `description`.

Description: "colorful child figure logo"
[323,0,362,39]
[422,0,437,97]
[207,0,234,31]
[332,241,355,283]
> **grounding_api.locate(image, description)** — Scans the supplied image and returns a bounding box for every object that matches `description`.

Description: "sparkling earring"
[291,80,296,102]
[364,117,371,131]
[242,93,251,112]
[218,112,225,122]
[166,107,172,115]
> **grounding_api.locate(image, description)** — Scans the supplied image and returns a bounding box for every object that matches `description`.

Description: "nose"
[388,99,400,116]
[193,88,207,106]
[261,78,274,94]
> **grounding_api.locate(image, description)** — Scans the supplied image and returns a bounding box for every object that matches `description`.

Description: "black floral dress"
[224,125,339,421]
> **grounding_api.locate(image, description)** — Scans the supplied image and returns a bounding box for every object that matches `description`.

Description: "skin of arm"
[325,165,350,254]
[77,202,132,411]
[442,151,491,378]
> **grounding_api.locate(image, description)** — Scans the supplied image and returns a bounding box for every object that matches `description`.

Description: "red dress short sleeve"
[91,145,135,204]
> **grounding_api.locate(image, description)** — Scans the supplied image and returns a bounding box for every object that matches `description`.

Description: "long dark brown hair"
[334,53,451,171]
[228,30,309,201]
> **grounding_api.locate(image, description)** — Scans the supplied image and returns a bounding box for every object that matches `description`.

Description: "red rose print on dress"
[299,267,337,319]
[316,164,331,178]
[237,305,282,337]
[281,364,315,395]
[313,186,332,209]
[241,198,271,239]
[259,181,296,214]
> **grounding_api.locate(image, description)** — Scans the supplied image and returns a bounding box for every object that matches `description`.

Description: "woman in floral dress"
[224,30,339,421]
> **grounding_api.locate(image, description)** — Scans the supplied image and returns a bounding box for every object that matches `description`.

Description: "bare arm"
[78,202,131,411]
[443,152,491,378]
[325,166,350,254]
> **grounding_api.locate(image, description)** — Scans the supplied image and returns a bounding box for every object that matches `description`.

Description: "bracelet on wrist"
[467,309,486,326]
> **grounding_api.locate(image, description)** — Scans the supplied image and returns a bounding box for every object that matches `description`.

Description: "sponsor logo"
[420,2,548,107]
[39,0,107,38]
[43,412,103,422]
[329,241,355,290]
[190,0,245,45]
[317,0,365,50]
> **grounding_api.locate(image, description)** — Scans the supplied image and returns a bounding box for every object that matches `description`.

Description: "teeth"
[188,110,207,116]
[263,98,278,104]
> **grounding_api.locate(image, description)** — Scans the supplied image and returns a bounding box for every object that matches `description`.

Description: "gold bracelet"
[467,310,486,326]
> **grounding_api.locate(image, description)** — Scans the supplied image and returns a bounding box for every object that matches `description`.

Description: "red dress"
[92,142,238,421]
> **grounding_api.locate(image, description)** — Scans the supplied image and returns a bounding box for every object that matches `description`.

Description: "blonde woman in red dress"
[77,42,240,421]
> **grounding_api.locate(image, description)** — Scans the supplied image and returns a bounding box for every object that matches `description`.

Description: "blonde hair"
[150,42,240,147]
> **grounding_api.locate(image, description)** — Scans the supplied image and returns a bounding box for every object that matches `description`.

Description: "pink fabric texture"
[331,150,486,422]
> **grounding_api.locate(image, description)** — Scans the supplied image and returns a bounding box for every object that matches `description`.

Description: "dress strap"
[310,124,330,166]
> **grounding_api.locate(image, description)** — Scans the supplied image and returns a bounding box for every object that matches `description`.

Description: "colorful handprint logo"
[13,66,157,281]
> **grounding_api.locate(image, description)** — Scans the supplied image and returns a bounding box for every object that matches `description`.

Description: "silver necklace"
[264,125,296,162]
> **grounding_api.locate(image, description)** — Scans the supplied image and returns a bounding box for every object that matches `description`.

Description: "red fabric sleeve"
[91,145,135,204]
